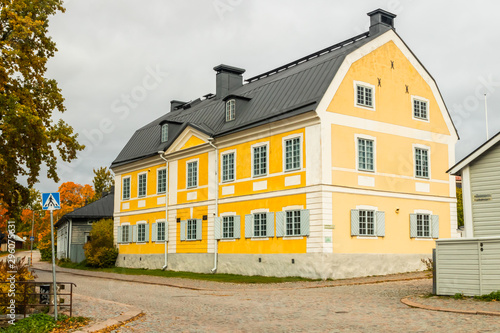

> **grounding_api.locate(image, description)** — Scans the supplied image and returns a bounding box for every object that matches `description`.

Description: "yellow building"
[110,9,458,279]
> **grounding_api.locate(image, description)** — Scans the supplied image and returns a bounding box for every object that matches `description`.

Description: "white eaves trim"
[448,131,500,175]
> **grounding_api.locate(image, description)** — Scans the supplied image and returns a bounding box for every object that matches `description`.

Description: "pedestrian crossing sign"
[42,192,61,211]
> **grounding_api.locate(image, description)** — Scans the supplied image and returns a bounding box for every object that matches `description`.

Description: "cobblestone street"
[34,268,500,333]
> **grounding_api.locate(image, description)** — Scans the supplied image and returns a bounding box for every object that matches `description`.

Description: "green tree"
[83,218,118,268]
[92,167,114,201]
[456,186,464,227]
[0,0,84,219]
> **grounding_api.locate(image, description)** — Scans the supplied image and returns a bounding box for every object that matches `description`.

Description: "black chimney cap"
[213,64,246,75]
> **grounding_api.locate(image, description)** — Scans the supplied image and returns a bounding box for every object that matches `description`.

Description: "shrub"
[0,257,37,315]
[474,290,500,301]
[421,258,433,272]
[83,218,118,268]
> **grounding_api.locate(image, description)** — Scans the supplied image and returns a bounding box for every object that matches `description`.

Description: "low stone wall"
[116,252,430,279]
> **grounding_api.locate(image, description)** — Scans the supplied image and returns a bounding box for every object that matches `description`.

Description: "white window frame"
[186,158,199,189]
[253,212,268,237]
[413,144,431,179]
[355,205,378,238]
[161,123,169,142]
[136,221,147,243]
[122,176,131,200]
[282,133,303,172]
[354,81,376,111]
[411,96,430,122]
[414,209,433,239]
[251,142,269,178]
[222,215,235,239]
[120,223,131,244]
[137,172,147,198]
[355,134,376,173]
[156,219,166,242]
[187,219,197,240]
[221,150,236,183]
[157,168,167,194]
[226,99,235,122]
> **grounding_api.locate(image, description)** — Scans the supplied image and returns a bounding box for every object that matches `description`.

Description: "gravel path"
[34,269,500,333]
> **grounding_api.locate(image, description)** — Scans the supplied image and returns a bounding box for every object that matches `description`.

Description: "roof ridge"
[245,31,370,83]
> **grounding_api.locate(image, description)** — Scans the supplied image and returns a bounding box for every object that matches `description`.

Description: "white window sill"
[221,239,236,242]
[355,104,375,111]
[251,237,269,241]
[118,243,130,245]
[414,237,435,241]
[356,236,379,239]
[155,241,167,243]
[283,236,304,240]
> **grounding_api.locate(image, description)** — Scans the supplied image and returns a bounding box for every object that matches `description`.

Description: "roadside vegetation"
[0,313,89,333]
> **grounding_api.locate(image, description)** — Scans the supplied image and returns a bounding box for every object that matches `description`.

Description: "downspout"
[158,151,169,270]
[207,138,219,273]
[68,218,72,261]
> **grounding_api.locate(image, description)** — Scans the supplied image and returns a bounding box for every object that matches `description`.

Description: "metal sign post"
[42,192,60,321]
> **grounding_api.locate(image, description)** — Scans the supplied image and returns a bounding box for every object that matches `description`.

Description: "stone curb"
[401,296,500,317]
[71,293,143,333]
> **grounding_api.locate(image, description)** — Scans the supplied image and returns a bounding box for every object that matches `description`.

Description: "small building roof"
[55,191,114,227]
[448,130,500,175]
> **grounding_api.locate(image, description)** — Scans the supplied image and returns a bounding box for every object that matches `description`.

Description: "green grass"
[57,261,317,284]
[0,313,89,333]
[474,290,500,302]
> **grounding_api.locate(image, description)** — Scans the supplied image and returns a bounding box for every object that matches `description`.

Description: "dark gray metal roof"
[55,192,114,227]
[111,30,378,168]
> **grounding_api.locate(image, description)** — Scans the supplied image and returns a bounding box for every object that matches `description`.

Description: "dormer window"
[161,124,168,142]
[226,99,235,122]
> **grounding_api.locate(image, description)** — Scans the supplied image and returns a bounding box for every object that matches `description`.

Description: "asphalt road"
[34,269,500,333]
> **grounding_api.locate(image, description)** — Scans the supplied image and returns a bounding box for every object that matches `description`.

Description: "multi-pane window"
[222,216,234,238]
[187,161,198,188]
[254,213,267,237]
[253,145,267,177]
[226,99,235,121]
[358,138,374,171]
[137,224,146,242]
[161,124,169,142]
[359,210,375,235]
[415,148,429,178]
[138,173,147,197]
[413,99,428,120]
[187,219,197,240]
[222,153,235,182]
[157,169,166,193]
[121,225,130,242]
[356,85,373,108]
[286,210,301,236]
[157,222,165,241]
[122,177,130,200]
[417,214,430,237]
[285,137,301,171]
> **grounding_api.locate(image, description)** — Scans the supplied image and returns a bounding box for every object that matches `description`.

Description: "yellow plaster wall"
[177,152,209,204]
[181,135,205,150]
[331,192,451,254]
[218,194,307,254]
[118,210,166,254]
[327,41,450,136]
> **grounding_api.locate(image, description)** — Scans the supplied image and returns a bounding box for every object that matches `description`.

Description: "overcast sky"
[36,0,500,191]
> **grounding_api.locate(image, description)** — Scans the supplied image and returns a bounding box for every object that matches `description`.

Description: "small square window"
[356,85,373,108]
[226,100,235,122]
[413,99,428,120]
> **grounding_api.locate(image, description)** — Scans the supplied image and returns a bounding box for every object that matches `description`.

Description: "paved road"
[34,269,500,333]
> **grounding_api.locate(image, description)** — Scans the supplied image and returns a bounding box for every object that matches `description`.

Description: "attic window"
[161,124,168,142]
[226,99,235,122]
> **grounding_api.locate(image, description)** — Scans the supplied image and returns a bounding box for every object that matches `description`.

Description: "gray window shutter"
[196,219,202,240]
[351,209,360,236]
[432,215,439,238]
[145,224,149,242]
[245,214,253,238]
[376,211,385,237]
[117,226,122,243]
[180,221,186,241]
[410,214,418,238]
[214,217,221,240]
[133,225,137,242]
[300,209,310,236]
[276,212,285,237]
[152,223,157,242]
[266,212,275,237]
[234,215,241,238]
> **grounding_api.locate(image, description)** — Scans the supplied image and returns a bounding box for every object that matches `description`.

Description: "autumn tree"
[92,167,114,201]
[0,0,84,219]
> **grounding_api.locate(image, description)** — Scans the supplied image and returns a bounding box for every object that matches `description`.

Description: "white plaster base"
[116,252,430,279]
